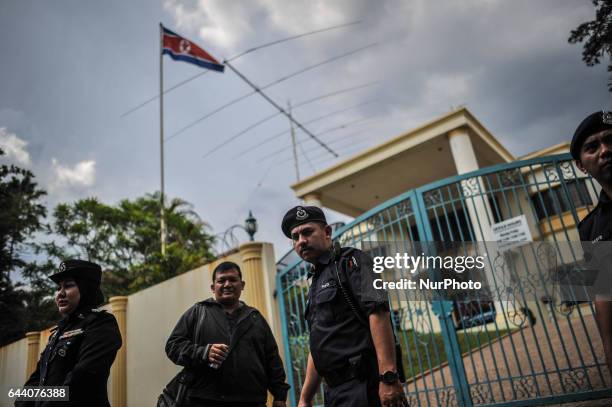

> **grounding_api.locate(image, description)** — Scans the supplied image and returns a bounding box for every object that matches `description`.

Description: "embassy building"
[277,107,612,406]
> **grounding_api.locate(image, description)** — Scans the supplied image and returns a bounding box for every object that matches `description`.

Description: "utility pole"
[288,101,300,182]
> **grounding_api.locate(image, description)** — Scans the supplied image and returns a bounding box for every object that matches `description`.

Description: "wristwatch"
[379,370,399,384]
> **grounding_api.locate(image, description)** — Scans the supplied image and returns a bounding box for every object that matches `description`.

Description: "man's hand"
[379,382,408,407]
[272,401,286,407]
[298,352,320,407]
[206,343,229,365]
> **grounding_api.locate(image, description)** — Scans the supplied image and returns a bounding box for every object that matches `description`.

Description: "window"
[531,179,592,220]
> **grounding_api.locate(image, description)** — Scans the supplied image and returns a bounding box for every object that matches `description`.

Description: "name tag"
[60,329,84,339]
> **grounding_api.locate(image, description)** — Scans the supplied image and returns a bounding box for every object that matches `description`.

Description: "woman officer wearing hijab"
[16,260,122,407]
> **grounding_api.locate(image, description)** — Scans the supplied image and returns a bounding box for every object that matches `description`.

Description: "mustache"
[601,158,612,167]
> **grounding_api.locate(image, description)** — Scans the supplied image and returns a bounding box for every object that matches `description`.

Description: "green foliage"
[568,0,612,91]
[0,149,46,277]
[37,192,216,297]
[0,147,52,346]
[1,145,215,346]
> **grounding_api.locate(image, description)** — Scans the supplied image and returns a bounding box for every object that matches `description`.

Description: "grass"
[398,327,514,379]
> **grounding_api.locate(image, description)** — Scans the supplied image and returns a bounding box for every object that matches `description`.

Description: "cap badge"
[603,110,612,125]
[295,206,308,221]
[59,262,67,272]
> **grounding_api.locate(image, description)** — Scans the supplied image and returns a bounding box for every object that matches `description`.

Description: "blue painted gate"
[276,154,612,406]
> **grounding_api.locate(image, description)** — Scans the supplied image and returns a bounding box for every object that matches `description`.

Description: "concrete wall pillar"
[303,192,322,207]
[239,242,276,407]
[109,296,128,407]
[449,127,480,174]
[448,128,513,321]
[25,331,40,380]
[448,127,495,241]
[239,242,269,320]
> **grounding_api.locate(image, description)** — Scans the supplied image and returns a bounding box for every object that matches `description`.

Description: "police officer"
[281,206,408,407]
[16,260,122,407]
[571,110,612,372]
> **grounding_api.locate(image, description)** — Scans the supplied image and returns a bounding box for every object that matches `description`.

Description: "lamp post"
[214,211,259,255]
[244,210,258,241]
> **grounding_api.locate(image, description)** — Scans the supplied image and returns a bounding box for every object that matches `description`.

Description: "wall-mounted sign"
[491,214,533,251]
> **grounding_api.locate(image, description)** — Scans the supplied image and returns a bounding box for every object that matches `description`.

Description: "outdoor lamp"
[245,210,258,241]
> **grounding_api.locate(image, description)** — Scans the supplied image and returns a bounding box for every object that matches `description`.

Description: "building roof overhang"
[291,107,515,217]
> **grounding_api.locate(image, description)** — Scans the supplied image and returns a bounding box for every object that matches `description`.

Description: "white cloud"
[257,0,348,35]
[0,127,31,166]
[163,0,254,52]
[163,0,355,54]
[50,158,96,189]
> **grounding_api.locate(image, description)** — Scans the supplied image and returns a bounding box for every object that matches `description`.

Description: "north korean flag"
[162,25,225,72]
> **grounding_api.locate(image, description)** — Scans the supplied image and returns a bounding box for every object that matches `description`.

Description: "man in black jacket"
[165,261,289,407]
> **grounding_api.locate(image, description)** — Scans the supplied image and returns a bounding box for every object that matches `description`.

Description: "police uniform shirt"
[304,247,389,377]
[579,190,612,298]
[579,190,612,243]
[19,309,122,407]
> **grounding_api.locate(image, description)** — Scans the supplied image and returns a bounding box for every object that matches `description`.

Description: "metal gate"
[276,154,612,406]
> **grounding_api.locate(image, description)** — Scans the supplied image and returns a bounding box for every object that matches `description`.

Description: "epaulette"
[339,247,359,271]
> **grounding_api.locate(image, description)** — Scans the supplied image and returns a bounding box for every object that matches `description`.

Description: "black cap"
[50,259,102,284]
[281,205,327,238]
[50,259,105,307]
[571,110,612,160]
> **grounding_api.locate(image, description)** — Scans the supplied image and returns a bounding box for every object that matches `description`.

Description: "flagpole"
[159,23,167,256]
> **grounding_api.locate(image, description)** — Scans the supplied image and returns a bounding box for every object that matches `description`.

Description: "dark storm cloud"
[0,0,608,253]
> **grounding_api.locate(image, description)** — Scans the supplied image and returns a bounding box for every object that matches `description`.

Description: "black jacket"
[17,309,122,407]
[165,298,290,404]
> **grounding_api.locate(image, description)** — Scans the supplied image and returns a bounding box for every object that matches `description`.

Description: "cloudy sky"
[0,0,609,258]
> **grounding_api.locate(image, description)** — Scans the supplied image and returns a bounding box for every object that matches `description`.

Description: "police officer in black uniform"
[281,206,408,407]
[571,110,612,372]
[16,260,122,407]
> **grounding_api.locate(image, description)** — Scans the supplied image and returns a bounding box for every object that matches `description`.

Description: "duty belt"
[322,354,369,388]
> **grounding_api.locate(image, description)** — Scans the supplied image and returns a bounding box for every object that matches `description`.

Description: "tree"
[568,0,612,91]
[36,192,216,297]
[0,148,51,346]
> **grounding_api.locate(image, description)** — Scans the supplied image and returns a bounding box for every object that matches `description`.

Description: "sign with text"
[491,215,533,251]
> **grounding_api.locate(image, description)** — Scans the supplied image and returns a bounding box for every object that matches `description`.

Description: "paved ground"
[404,311,612,406]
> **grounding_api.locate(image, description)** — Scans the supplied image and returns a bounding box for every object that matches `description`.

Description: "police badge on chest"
[56,328,85,357]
